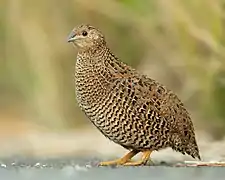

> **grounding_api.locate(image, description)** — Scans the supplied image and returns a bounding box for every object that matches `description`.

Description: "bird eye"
[82,31,88,36]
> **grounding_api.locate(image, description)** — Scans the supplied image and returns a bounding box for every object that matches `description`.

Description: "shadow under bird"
[67,24,201,166]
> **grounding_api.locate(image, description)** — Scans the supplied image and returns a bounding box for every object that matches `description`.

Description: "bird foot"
[123,152,153,166]
[99,159,129,166]
[123,160,147,166]
[98,150,152,166]
[98,150,139,166]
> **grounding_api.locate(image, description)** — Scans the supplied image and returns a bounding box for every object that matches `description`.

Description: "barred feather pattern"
[72,24,200,160]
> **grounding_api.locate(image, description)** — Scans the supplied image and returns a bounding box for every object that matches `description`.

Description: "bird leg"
[98,150,139,166]
[123,150,152,166]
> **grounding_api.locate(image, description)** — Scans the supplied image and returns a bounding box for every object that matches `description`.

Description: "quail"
[67,24,201,166]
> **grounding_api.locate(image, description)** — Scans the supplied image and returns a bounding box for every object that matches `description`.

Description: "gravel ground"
[0,157,224,180]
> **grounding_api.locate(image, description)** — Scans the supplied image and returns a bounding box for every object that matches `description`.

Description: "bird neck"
[76,44,136,79]
[76,44,110,67]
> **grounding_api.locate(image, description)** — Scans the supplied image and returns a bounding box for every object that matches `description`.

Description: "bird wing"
[105,58,195,142]
[110,71,193,137]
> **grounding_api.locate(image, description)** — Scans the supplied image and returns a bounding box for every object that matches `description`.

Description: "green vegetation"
[0,0,225,138]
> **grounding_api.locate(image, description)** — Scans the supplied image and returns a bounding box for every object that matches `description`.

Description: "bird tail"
[185,140,201,160]
[171,133,201,160]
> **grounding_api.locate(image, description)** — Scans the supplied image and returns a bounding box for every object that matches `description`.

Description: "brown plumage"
[67,24,201,166]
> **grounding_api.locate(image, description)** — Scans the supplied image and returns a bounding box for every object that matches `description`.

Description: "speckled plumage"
[67,24,201,165]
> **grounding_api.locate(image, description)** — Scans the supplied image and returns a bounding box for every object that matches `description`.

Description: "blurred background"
[0,0,225,161]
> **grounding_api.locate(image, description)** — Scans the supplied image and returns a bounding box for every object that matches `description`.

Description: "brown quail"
[67,24,201,166]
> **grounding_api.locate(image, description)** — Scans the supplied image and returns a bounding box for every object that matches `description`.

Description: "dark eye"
[82,31,88,36]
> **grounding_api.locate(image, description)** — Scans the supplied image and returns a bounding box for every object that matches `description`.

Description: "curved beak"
[67,31,76,43]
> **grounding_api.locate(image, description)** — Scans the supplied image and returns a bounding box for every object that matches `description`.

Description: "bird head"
[67,24,106,50]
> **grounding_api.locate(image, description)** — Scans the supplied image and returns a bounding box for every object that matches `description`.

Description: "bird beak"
[67,31,76,42]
